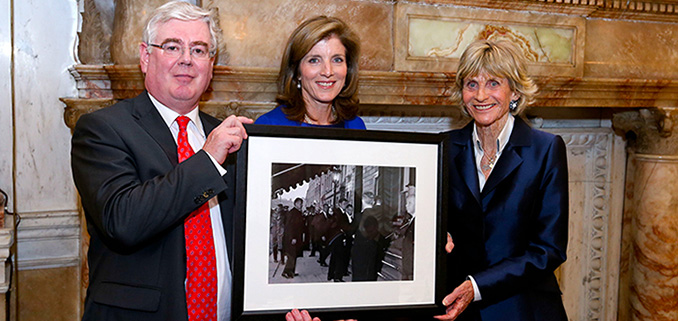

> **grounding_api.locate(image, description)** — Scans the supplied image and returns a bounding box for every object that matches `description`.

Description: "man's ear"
[139,42,150,74]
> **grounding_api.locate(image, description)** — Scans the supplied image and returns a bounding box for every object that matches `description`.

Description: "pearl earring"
[297,80,301,90]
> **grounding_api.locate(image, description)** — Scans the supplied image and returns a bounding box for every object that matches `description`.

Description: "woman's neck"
[476,114,509,153]
[304,103,335,125]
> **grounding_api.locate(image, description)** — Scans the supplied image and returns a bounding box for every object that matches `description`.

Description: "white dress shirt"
[468,113,515,302]
[149,93,232,321]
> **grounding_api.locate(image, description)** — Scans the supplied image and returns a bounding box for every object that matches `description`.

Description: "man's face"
[139,19,215,114]
[294,200,303,211]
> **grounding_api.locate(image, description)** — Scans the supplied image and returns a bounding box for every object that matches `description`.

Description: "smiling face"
[462,71,520,129]
[298,35,348,111]
[140,19,215,114]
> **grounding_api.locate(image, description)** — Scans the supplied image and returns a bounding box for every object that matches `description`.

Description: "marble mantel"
[62,64,678,129]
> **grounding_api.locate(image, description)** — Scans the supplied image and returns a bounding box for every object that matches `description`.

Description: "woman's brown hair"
[276,16,361,123]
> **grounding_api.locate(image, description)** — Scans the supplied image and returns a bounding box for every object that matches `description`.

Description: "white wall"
[0,0,12,210]
[10,0,81,269]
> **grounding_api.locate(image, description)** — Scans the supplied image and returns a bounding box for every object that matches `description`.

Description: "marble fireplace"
[61,1,678,320]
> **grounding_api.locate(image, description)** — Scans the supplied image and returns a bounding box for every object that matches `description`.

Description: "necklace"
[304,105,336,125]
[481,153,498,172]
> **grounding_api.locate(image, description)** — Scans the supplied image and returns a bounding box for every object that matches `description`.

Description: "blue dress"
[254,105,366,129]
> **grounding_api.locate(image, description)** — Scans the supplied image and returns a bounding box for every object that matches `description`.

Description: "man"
[71,2,252,320]
[282,198,305,279]
[270,204,285,263]
[326,198,351,282]
[394,185,415,280]
[351,192,390,281]
[315,203,332,267]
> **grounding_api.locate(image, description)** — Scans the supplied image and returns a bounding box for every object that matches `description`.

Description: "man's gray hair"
[142,1,222,57]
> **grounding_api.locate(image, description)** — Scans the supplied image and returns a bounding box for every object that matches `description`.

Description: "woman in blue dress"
[254,15,365,129]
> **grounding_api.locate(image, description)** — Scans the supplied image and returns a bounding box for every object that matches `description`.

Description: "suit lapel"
[450,123,481,204]
[132,91,179,166]
[482,117,531,196]
[199,111,219,135]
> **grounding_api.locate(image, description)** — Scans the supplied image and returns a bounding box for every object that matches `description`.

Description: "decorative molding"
[61,97,117,130]
[61,65,678,130]
[16,210,80,270]
[612,107,678,154]
[557,129,618,321]
[0,228,13,293]
[407,0,678,23]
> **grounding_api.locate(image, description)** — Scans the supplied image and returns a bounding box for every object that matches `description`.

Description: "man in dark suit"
[326,198,351,282]
[71,2,252,320]
[282,198,305,279]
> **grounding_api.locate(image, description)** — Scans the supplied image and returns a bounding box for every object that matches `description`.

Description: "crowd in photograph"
[269,187,415,283]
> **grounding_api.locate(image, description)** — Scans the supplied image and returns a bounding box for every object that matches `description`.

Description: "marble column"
[613,108,678,321]
[110,0,170,64]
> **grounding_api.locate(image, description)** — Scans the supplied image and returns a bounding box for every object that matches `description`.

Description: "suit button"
[194,196,202,204]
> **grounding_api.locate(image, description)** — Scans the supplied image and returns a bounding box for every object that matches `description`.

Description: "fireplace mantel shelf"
[62,64,678,129]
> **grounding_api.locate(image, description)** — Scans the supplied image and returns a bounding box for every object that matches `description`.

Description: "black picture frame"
[232,124,449,320]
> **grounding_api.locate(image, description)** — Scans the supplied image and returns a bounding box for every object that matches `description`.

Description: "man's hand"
[202,115,253,163]
[434,280,474,321]
[291,239,297,245]
[446,232,454,253]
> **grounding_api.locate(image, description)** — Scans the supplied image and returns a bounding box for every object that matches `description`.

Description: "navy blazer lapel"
[131,91,179,166]
[482,117,531,195]
[450,123,481,204]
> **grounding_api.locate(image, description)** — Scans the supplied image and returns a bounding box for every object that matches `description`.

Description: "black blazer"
[71,92,235,321]
[445,117,569,321]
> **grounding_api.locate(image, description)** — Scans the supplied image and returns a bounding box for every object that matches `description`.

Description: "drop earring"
[297,79,301,90]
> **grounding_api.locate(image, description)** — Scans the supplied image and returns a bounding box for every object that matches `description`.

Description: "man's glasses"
[148,42,213,60]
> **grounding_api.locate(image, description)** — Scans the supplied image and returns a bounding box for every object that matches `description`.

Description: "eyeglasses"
[148,42,213,60]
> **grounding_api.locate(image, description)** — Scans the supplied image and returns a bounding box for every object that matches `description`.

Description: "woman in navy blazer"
[435,40,569,321]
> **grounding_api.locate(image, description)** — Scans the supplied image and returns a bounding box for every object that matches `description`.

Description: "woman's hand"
[433,280,474,320]
[285,309,357,321]
[286,309,320,321]
[446,232,454,253]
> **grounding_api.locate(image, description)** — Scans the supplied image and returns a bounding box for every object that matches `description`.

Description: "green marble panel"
[408,17,574,64]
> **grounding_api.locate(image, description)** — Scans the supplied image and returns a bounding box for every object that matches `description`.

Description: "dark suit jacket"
[283,208,304,256]
[445,117,569,321]
[71,92,235,321]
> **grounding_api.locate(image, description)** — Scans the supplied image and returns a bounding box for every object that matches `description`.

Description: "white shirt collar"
[472,113,514,156]
[148,92,204,137]
[472,114,515,191]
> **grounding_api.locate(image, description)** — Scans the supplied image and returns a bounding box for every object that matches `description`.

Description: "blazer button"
[194,196,202,204]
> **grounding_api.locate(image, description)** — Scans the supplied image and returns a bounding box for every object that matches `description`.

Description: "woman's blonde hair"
[452,39,537,115]
[276,16,361,123]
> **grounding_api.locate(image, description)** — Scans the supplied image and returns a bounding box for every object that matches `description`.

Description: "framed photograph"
[232,125,448,320]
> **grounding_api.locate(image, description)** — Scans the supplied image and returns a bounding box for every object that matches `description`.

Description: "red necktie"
[176,116,217,321]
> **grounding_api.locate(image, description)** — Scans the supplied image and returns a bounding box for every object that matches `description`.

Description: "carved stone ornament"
[612,107,678,155]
